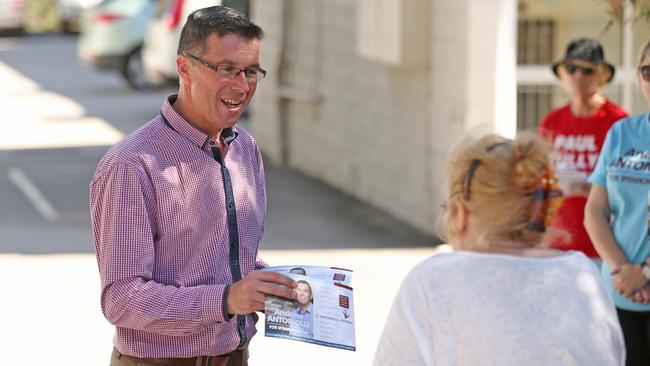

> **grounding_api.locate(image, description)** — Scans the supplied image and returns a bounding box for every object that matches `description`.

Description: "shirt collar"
[161,94,239,150]
[298,303,313,314]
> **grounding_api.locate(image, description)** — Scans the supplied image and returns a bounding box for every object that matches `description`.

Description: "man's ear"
[177,54,191,83]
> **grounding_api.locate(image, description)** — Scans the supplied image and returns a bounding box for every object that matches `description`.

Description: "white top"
[373,251,624,366]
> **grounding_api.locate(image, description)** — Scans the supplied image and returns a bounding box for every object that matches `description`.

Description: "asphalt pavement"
[0,33,440,366]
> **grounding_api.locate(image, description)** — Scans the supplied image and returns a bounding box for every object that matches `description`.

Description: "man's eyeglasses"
[640,65,650,82]
[184,52,267,82]
[564,63,595,75]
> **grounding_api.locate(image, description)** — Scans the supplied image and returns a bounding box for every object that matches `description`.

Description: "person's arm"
[91,163,234,335]
[91,164,296,335]
[584,184,648,300]
[584,184,627,268]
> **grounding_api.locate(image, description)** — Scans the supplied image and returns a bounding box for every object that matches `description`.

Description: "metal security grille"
[517,19,555,65]
[517,84,554,131]
[517,19,556,131]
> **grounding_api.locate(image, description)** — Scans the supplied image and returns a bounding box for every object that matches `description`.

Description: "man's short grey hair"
[177,6,263,56]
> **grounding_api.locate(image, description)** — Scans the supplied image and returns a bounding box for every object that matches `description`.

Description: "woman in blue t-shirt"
[585,39,650,366]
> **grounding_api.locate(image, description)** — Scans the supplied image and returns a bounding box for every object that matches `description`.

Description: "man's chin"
[219,110,245,125]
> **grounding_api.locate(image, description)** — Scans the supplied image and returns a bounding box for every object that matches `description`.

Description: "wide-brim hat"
[551,38,615,83]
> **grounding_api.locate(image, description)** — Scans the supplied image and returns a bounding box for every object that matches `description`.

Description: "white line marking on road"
[7,167,59,221]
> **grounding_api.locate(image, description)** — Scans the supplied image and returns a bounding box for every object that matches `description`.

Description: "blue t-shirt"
[589,112,650,311]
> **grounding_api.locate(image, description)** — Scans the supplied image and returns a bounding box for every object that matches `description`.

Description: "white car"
[78,0,158,90]
[0,0,26,34]
[142,0,249,86]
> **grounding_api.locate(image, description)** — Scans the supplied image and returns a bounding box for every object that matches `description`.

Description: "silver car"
[77,0,157,90]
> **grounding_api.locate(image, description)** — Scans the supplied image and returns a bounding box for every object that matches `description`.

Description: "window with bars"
[517,18,556,131]
[517,85,555,131]
[518,19,555,65]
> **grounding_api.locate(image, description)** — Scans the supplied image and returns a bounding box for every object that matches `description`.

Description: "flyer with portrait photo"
[264,273,356,351]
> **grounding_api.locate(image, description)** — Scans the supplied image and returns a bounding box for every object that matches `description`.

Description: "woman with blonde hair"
[374,133,624,366]
[585,39,650,366]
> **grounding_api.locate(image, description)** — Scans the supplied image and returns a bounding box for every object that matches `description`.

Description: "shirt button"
[231,241,238,247]
[239,319,245,326]
[228,203,234,209]
[210,141,215,145]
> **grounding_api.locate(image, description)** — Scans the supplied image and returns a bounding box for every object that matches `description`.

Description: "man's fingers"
[256,281,297,300]
[252,271,297,288]
[250,292,266,305]
[227,271,300,315]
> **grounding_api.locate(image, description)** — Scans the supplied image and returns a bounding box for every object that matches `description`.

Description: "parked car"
[77,0,157,90]
[0,0,26,34]
[142,0,249,87]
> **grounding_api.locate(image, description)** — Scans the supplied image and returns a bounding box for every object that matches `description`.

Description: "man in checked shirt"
[90,6,297,366]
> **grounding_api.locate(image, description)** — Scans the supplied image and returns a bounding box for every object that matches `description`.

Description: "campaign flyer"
[264,273,356,351]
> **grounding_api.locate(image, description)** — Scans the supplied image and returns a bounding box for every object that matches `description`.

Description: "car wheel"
[122,47,154,91]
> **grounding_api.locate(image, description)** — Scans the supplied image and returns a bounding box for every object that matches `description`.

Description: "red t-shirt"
[538,100,627,257]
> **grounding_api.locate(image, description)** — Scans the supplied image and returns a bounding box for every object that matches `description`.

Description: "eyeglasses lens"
[640,65,650,82]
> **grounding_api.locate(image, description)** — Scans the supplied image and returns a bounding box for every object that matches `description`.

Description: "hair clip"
[462,140,512,201]
[526,169,563,232]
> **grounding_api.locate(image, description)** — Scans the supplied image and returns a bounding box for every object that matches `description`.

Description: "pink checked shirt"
[90,95,267,358]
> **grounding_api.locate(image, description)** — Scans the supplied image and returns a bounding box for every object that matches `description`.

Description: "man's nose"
[230,72,251,92]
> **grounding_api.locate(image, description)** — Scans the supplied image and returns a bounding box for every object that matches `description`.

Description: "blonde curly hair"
[440,133,563,249]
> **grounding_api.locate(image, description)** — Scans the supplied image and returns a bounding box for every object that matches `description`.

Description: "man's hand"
[227,271,297,315]
[611,263,647,298]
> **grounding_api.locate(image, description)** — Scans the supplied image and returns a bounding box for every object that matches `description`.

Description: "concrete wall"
[250,0,516,236]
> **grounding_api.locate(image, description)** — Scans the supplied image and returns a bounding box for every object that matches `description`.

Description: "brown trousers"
[110,347,248,366]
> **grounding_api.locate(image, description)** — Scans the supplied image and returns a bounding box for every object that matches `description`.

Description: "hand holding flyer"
[263,266,356,351]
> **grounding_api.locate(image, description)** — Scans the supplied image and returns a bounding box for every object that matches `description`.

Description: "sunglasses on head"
[640,65,650,82]
[564,63,595,75]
